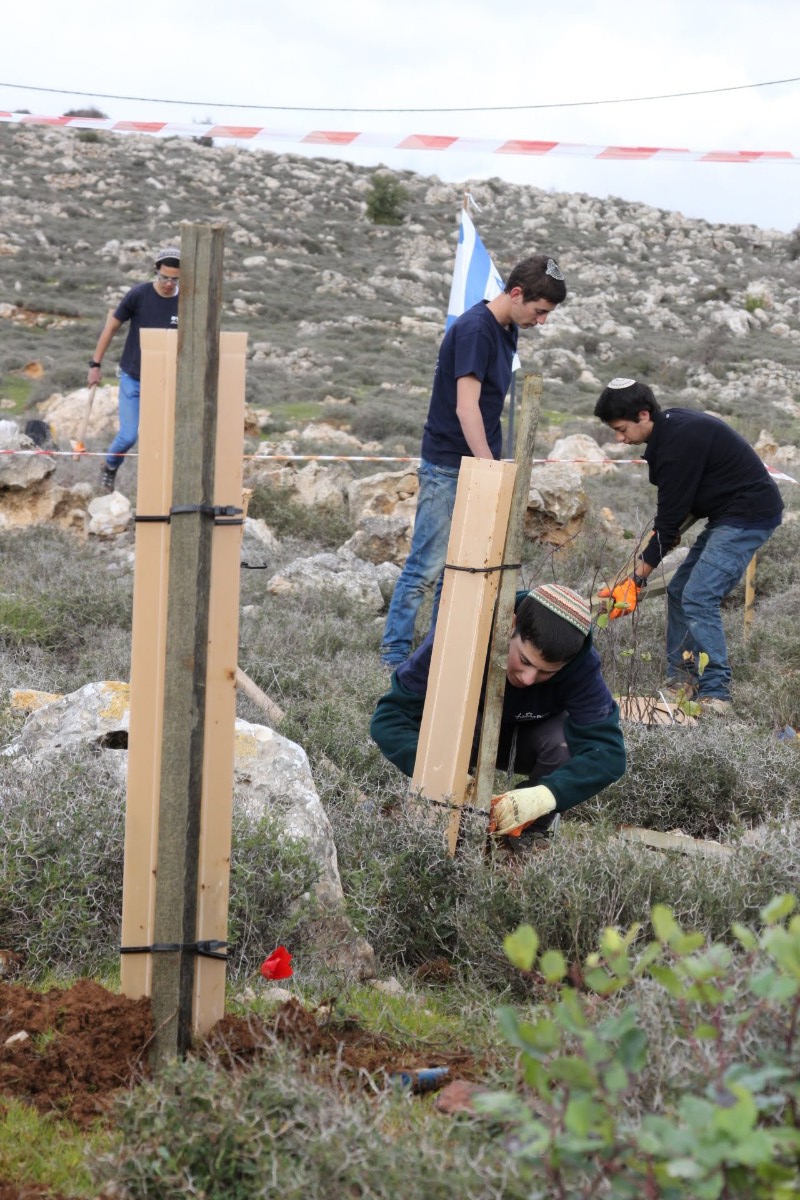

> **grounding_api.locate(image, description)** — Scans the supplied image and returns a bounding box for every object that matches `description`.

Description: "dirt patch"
[0,983,483,1197]
[205,997,480,1086]
[0,979,153,1127]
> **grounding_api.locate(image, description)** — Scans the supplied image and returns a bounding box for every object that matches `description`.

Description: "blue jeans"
[666,522,777,700]
[380,460,460,665]
[106,370,140,470]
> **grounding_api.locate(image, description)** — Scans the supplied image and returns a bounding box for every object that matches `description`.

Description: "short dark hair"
[505,255,567,305]
[155,257,180,270]
[594,379,661,423]
[514,593,586,662]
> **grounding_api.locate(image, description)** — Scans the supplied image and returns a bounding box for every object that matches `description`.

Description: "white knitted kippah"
[530,584,591,637]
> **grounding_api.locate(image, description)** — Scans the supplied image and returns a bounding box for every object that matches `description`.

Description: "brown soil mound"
[0,982,482,1198]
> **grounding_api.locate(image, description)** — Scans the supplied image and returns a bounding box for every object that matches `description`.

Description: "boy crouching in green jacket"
[370,584,626,850]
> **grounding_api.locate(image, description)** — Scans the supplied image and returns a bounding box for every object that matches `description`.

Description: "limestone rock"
[344,467,419,564]
[3,683,375,981]
[40,385,119,442]
[526,463,587,546]
[88,490,132,537]
[547,434,617,476]
[0,420,55,490]
[267,548,395,611]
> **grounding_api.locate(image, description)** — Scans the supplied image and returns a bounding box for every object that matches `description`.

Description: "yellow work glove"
[489,785,557,838]
[598,576,641,620]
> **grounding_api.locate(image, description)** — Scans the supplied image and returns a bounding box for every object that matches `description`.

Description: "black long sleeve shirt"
[642,409,783,569]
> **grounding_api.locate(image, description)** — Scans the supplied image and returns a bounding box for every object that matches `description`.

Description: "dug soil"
[0,979,481,1199]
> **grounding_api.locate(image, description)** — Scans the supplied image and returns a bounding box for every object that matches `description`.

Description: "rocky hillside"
[0,121,799,456]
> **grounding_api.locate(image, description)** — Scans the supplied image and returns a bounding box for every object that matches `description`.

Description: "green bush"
[0,746,323,982]
[104,1044,531,1200]
[365,174,409,226]
[246,487,353,546]
[586,723,800,838]
[480,896,800,1198]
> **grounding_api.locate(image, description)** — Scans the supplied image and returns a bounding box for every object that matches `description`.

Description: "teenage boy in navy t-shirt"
[380,255,567,667]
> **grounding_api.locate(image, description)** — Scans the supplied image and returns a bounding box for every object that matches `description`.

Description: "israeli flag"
[445,208,505,331]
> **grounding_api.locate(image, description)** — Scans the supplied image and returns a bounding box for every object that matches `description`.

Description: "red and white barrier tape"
[1,111,798,164]
[2,447,795,481]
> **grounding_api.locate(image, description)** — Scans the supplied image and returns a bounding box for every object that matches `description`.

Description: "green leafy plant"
[365,174,409,225]
[478,898,800,1198]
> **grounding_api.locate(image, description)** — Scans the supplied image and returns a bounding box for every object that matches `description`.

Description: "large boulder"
[0,420,55,489]
[39,385,119,442]
[343,466,419,564]
[547,433,618,477]
[526,462,588,546]
[2,681,375,981]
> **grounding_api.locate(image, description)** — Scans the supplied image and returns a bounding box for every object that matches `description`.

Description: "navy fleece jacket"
[370,599,625,813]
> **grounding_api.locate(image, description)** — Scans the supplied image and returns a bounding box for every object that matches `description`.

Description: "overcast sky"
[1,0,798,232]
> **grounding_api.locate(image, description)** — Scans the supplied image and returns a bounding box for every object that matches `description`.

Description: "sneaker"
[100,465,118,493]
[699,697,731,716]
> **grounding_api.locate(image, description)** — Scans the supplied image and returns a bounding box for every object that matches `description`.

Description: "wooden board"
[411,457,517,855]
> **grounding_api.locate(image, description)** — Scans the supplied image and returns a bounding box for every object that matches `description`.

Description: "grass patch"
[0,1097,112,1196]
[0,373,34,412]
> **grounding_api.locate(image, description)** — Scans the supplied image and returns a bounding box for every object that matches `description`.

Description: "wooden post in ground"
[411,457,517,856]
[743,554,757,641]
[472,375,541,814]
[192,330,247,1036]
[120,328,178,1003]
[149,222,224,1063]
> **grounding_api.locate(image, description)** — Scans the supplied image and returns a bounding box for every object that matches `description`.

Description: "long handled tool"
[71,383,96,458]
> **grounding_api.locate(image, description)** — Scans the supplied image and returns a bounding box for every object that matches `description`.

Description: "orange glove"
[598,577,641,620]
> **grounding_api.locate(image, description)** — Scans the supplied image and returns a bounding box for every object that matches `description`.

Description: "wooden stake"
[192,331,247,1037]
[411,457,517,855]
[235,667,285,726]
[472,375,541,817]
[149,222,225,1065]
[743,553,757,641]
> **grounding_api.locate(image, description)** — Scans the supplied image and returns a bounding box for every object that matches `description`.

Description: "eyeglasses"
[156,272,179,284]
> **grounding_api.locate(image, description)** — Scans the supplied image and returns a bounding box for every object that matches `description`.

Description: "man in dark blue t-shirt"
[88,245,180,492]
[380,254,567,667]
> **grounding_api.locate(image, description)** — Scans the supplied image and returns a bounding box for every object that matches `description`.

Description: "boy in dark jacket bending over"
[371,583,625,847]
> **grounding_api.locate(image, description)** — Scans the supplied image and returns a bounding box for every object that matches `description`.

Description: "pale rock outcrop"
[547,434,618,476]
[754,431,800,469]
[246,456,354,511]
[526,462,588,546]
[39,386,119,442]
[0,420,55,489]
[343,467,419,564]
[267,548,399,610]
[0,422,91,531]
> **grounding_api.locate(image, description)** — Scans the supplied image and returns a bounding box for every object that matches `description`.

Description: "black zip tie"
[241,561,268,569]
[119,939,229,961]
[444,561,522,574]
[411,794,490,820]
[135,504,244,526]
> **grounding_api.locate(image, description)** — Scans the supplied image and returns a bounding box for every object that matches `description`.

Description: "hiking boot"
[658,678,697,704]
[100,465,118,493]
